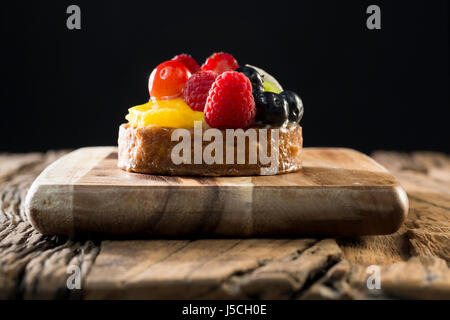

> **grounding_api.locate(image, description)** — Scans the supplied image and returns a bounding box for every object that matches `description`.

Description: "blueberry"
[235,66,264,94]
[280,91,304,123]
[254,92,289,126]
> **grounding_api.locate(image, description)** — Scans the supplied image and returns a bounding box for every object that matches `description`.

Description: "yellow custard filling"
[125,98,205,128]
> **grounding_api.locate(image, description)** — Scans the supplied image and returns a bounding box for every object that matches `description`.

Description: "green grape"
[263,80,283,94]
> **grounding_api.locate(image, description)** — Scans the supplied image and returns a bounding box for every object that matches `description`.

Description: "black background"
[1,0,448,153]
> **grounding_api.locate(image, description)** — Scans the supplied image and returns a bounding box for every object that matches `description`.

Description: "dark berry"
[235,66,264,95]
[280,90,304,123]
[254,92,288,126]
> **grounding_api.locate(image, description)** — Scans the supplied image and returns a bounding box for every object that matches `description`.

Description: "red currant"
[149,60,191,99]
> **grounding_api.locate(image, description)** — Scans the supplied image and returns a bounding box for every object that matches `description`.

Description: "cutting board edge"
[24,146,409,237]
[25,179,409,237]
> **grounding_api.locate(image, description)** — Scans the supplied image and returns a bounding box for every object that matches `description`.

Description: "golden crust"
[118,123,302,176]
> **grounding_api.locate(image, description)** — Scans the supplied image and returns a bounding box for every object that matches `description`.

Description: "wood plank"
[1,150,449,299]
[25,147,408,237]
[379,257,450,299]
[372,151,450,264]
[0,150,102,300]
[328,151,450,299]
[85,238,319,299]
[0,153,42,181]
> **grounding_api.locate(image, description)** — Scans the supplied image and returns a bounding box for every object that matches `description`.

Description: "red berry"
[182,71,218,111]
[172,53,200,74]
[201,52,239,74]
[204,71,256,129]
[149,60,191,99]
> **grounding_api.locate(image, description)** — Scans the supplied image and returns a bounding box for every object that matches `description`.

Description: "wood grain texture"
[0,150,449,299]
[0,151,100,299]
[85,238,321,299]
[25,147,408,237]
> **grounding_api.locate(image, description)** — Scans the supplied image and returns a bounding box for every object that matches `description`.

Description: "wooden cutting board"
[25,147,408,237]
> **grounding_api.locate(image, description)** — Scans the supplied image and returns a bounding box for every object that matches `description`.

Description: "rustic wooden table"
[0,150,449,299]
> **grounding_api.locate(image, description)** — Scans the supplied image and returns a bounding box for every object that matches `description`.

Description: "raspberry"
[172,54,200,74]
[182,71,218,111]
[201,52,239,74]
[204,71,256,129]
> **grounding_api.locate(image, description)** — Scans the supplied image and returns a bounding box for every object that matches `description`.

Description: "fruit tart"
[118,52,304,176]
